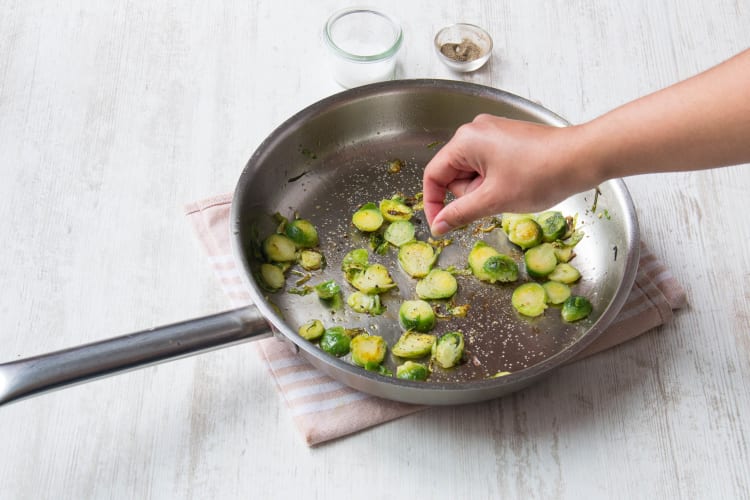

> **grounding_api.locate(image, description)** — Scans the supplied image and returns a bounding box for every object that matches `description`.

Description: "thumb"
[429,189,489,236]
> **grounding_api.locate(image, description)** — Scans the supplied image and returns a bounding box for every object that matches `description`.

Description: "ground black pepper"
[440,39,483,62]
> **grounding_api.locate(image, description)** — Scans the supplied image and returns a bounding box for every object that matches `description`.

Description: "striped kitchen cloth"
[185,193,687,446]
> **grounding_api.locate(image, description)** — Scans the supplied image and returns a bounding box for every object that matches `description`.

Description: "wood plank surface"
[1,1,748,498]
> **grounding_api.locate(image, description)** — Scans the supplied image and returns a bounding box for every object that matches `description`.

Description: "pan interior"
[235,82,634,385]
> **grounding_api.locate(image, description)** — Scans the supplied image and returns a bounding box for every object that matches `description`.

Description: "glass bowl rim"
[324,7,404,62]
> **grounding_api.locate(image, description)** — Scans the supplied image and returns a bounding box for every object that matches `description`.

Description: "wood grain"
[1,1,748,498]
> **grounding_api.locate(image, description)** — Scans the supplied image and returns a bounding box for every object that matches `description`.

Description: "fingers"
[423,120,495,235]
[430,185,492,236]
[422,140,474,227]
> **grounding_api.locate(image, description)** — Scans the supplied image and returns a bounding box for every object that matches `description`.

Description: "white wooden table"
[1,1,749,498]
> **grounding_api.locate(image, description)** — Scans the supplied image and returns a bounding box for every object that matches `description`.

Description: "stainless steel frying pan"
[0,80,639,407]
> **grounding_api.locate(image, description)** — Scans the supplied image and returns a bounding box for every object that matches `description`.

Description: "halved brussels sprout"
[351,263,396,294]
[511,282,548,317]
[380,198,414,222]
[369,232,388,255]
[542,281,571,305]
[319,326,351,356]
[299,249,325,271]
[562,214,579,240]
[392,331,437,358]
[341,248,369,284]
[416,269,457,300]
[552,243,575,263]
[561,295,593,322]
[398,241,438,278]
[563,228,585,247]
[468,241,518,283]
[547,263,581,284]
[536,211,567,242]
[342,248,369,270]
[384,220,416,247]
[315,280,341,300]
[352,202,384,232]
[524,242,558,279]
[396,361,429,381]
[431,332,464,369]
[501,213,534,234]
[398,299,436,332]
[507,217,543,250]
[259,263,285,292]
[350,334,387,367]
[262,234,298,262]
[346,291,384,315]
[298,319,325,341]
[284,219,319,248]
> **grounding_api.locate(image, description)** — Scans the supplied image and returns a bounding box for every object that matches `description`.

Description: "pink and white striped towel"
[185,193,686,446]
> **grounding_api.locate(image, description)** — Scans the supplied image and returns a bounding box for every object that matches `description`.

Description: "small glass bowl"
[324,7,403,88]
[434,23,493,72]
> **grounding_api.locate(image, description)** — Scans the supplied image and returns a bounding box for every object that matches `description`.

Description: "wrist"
[555,123,610,192]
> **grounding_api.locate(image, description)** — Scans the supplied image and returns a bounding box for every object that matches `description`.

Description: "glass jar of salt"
[324,7,403,88]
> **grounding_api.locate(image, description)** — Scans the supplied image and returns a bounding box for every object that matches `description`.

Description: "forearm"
[578,48,750,182]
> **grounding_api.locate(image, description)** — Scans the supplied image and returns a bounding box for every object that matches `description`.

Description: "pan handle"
[0,306,273,407]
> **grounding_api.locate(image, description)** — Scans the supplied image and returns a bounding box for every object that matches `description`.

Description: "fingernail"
[432,221,451,236]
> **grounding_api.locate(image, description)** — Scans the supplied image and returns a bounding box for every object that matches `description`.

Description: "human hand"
[422,114,599,236]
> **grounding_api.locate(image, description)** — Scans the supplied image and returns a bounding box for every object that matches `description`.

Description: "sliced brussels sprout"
[369,232,389,255]
[347,291,385,315]
[342,248,369,269]
[262,234,297,262]
[416,269,458,300]
[272,212,289,233]
[284,219,319,248]
[365,364,393,376]
[511,282,548,317]
[380,198,414,222]
[259,263,285,292]
[563,228,585,248]
[552,243,575,263]
[341,248,369,283]
[448,304,470,317]
[352,202,384,232]
[431,332,464,369]
[387,159,403,173]
[524,243,558,279]
[315,280,341,300]
[398,241,438,278]
[351,263,396,294]
[542,281,571,305]
[299,249,325,271]
[501,213,534,234]
[384,220,416,247]
[392,331,437,358]
[482,254,519,283]
[468,241,518,283]
[287,285,313,296]
[396,361,430,381]
[398,299,436,332]
[547,263,581,284]
[536,211,567,242]
[561,295,593,322]
[562,214,579,240]
[298,319,325,341]
[507,217,543,250]
[319,326,351,356]
[350,334,387,367]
